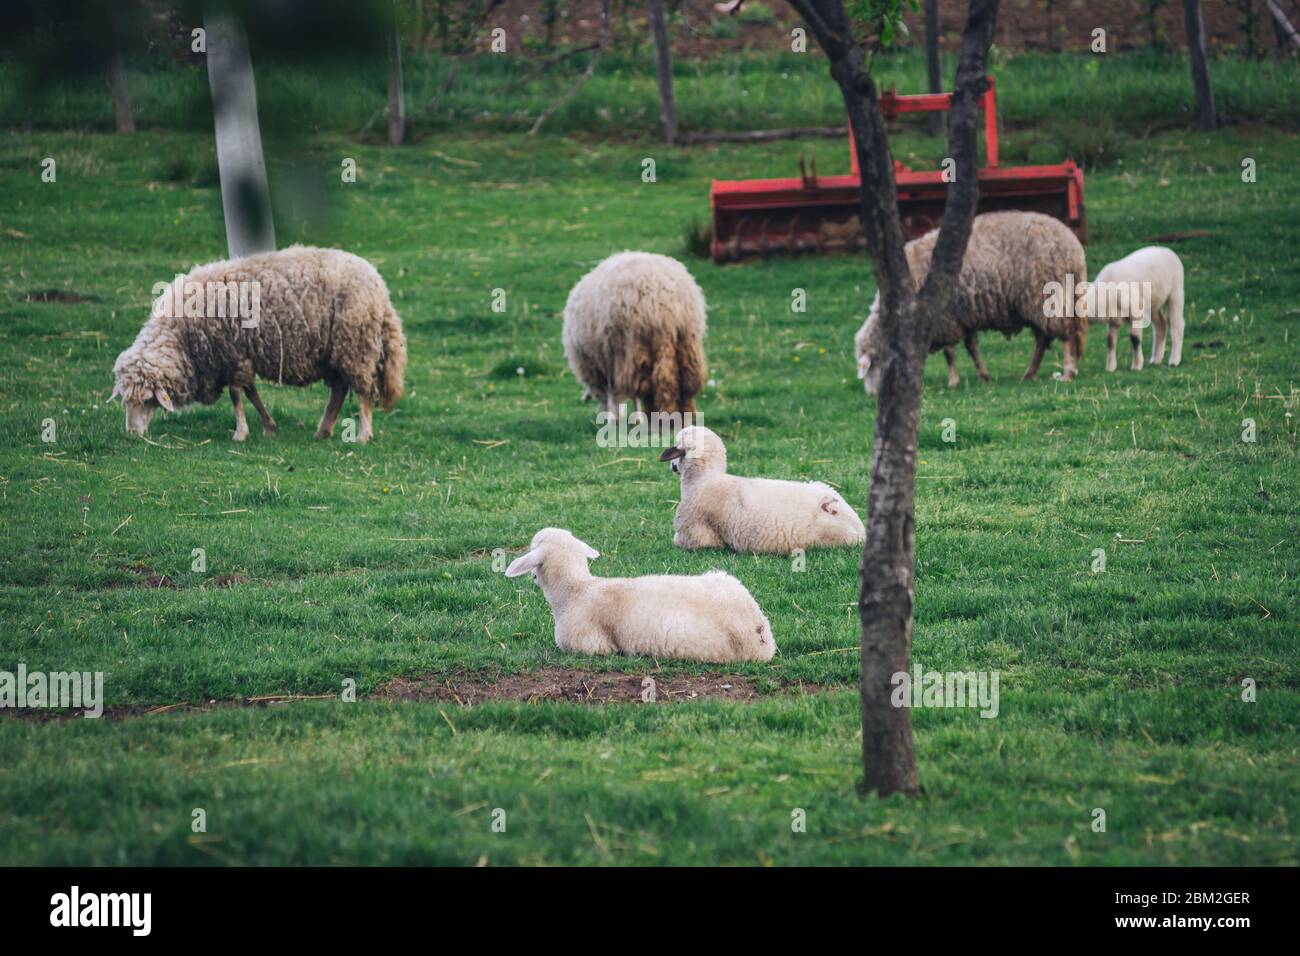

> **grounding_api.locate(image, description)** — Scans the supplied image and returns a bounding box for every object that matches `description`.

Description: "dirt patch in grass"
[374,667,829,705]
[2,670,834,723]
[22,289,100,304]
[127,564,175,589]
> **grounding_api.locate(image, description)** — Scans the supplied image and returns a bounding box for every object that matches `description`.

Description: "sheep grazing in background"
[1086,246,1185,371]
[111,245,406,442]
[505,528,775,663]
[854,211,1090,393]
[562,251,708,421]
[659,426,865,555]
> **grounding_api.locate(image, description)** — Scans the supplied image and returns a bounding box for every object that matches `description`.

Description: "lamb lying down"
[505,528,775,663]
[660,426,865,555]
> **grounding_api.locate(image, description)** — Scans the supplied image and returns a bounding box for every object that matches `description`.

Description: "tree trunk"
[1183,0,1217,129]
[925,0,943,136]
[205,10,276,258]
[107,6,135,134]
[387,24,406,146]
[1264,0,1300,51]
[648,0,679,144]
[787,0,998,798]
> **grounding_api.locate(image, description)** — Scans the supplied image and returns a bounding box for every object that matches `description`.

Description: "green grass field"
[0,49,1297,865]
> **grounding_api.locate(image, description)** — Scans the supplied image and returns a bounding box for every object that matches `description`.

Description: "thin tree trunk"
[107,6,135,133]
[530,0,610,136]
[925,0,943,136]
[649,0,678,144]
[205,10,276,258]
[1264,0,1300,50]
[787,0,998,798]
[1183,0,1217,129]
[387,24,406,146]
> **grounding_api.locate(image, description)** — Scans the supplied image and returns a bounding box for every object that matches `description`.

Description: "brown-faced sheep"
[855,211,1089,393]
[111,245,406,442]
[562,251,708,420]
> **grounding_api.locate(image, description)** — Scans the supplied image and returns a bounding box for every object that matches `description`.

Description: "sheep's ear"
[108,381,123,402]
[659,445,685,462]
[504,549,543,578]
[155,388,176,412]
[573,538,599,560]
[856,357,869,380]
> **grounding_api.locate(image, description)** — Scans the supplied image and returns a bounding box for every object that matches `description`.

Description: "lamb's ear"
[155,388,176,412]
[572,538,599,560]
[659,445,685,461]
[108,381,123,402]
[504,549,544,578]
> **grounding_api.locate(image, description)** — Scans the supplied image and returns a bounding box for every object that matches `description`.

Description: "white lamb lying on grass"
[505,528,776,663]
[1088,246,1186,371]
[659,426,865,555]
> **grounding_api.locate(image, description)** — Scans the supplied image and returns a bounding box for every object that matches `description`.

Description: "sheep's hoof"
[1021,372,1037,383]
[232,431,248,443]
[264,423,277,436]
[978,372,990,383]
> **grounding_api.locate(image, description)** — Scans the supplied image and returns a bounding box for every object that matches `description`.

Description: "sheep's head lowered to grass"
[110,341,192,436]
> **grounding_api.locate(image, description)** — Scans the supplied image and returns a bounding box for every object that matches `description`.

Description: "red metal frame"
[709,77,1086,263]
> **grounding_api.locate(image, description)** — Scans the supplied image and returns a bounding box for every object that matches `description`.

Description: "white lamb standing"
[1088,246,1186,371]
[659,426,865,555]
[505,528,776,663]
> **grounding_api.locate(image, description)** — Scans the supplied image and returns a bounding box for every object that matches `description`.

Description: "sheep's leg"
[1167,283,1185,367]
[1105,324,1118,372]
[1062,334,1080,380]
[558,628,617,656]
[244,382,276,435]
[963,333,990,383]
[1150,305,1169,365]
[1022,330,1050,382]
[943,347,960,388]
[1129,320,1144,371]
[315,382,348,439]
[674,520,725,550]
[229,387,250,442]
[357,395,374,443]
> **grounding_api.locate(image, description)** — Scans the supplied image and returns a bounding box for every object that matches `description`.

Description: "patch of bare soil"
[374,667,829,705]
[22,289,100,304]
[1,671,834,723]
[126,564,175,589]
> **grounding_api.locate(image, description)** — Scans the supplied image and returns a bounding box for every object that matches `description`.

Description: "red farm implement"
[708,78,1086,263]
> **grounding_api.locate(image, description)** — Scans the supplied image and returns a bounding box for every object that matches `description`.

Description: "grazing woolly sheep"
[562,251,708,420]
[505,528,775,663]
[659,426,865,555]
[1085,246,1185,371]
[855,211,1090,393]
[111,245,406,442]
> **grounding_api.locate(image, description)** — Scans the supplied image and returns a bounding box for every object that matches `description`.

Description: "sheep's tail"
[378,301,407,411]
[648,333,682,415]
[673,332,707,414]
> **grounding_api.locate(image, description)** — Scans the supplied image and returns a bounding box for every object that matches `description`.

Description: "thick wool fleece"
[855,211,1088,387]
[665,427,865,555]
[112,245,406,410]
[507,528,775,663]
[562,251,708,416]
